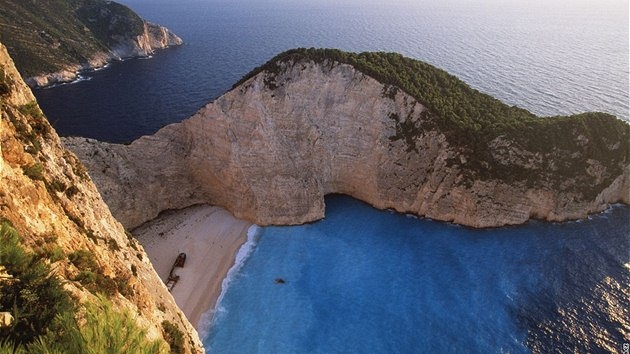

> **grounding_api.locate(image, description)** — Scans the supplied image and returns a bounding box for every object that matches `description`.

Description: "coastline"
[134,204,252,329]
[27,45,177,89]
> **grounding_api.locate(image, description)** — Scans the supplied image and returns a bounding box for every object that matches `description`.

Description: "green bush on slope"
[0,222,74,347]
[0,222,167,354]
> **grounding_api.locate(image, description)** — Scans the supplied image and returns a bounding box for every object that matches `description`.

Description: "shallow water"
[205,196,629,353]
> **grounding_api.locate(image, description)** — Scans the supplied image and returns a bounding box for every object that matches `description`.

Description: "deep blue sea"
[30,0,629,352]
[33,0,628,143]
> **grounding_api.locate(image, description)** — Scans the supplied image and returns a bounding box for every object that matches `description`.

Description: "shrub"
[48,246,65,262]
[49,179,67,193]
[52,295,167,354]
[5,295,168,354]
[34,241,65,263]
[162,320,185,354]
[68,249,123,297]
[22,162,43,181]
[0,222,74,347]
[17,101,43,120]
[68,249,97,270]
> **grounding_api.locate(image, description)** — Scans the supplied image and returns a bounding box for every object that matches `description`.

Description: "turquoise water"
[26,0,629,351]
[205,196,629,353]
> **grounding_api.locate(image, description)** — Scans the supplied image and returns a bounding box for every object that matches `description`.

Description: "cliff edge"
[65,49,630,229]
[0,42,202,352]
[0,0,182,87]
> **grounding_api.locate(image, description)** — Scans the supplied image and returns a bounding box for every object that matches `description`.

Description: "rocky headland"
[0,42,202,352]
[65,48,630,229]
[0,0,182,87]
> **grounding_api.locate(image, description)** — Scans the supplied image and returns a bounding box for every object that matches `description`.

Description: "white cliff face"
[111,21,183,59]
[65,60,630,229]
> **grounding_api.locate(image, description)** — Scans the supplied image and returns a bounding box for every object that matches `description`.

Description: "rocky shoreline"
[26,22,182,88]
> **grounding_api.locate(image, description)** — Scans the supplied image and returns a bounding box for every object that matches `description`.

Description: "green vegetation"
[0,222,166,353]
[162,320,185,354]
[68,249,112,295]
[235,48,630,196]
[34,295,167,354]
[3,296,167,354]
[0,0,145,78]
[32,234,65,263]
[0,222,74,347]
[4,100,48,156]
[75,0,144,48]
[68,249,132,297]
[21,162,44,181]
[17,102,43,120]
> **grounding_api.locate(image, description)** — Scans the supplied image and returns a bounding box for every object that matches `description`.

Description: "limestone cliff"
[0,0,182,87]
[0,42,202,352]
[65,49,630,229]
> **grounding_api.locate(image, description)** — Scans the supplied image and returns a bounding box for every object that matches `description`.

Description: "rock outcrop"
[0,42,202,353]
[0,0,182,87]
[65,50,630,229]
[26,21,182,88]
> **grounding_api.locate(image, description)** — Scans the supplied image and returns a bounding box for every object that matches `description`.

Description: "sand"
[134,205,252,329]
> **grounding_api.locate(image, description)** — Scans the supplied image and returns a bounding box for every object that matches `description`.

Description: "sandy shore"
[134,205,252,329]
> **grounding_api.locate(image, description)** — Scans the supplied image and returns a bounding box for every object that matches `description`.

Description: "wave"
[93,63,111,71]
[73,75,92,83]
[44,74,92,89]
[197,224,261,340]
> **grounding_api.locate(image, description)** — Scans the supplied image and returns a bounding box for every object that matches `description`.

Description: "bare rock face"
[110,21,183,60]
[0,43,203,353]
[65,59,630,229]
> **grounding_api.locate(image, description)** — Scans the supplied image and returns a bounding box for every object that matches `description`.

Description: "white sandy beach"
[134,205,252,328]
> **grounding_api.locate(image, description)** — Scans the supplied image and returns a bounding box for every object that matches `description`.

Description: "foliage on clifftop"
[235,48,630,196]
[0,0,145,77]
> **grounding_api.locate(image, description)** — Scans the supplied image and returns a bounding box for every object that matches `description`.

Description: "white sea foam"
[93,63,111,71]
[73,75,92,83]
[197,224,261,340]
[44,75,92,89]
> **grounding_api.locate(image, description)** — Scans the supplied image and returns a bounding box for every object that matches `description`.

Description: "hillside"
[237,49,630,197]
[65,48,630,229]
[0,42,203,352]
[0,0,182,87]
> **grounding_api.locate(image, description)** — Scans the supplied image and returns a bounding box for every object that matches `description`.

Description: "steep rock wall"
[0,43,203,353]
[65,59,630,229]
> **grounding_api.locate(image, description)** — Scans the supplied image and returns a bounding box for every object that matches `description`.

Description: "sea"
[31,0,629,353]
